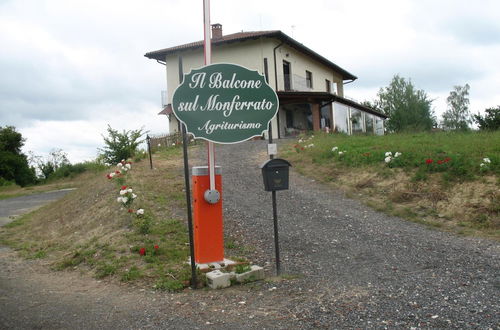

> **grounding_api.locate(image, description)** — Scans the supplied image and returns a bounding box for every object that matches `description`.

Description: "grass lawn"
[282,130,499,239]
[0,147,251,290]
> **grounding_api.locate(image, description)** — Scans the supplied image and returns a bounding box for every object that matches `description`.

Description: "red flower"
[121,185,127,190]
[106,174,112,179]
[425,159,433,164]
[128,209,134,213]
[301,147,305,151]
[115,170,120,174]
[437,160,444,165]
[139,247,146,256]
[444,157,451,162]
[154,245,159,250]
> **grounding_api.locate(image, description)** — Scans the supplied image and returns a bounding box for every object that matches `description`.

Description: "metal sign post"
[146,135,153,170]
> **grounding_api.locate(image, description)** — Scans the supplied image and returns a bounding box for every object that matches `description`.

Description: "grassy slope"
[0,148,202,290]
[283,131,500,240]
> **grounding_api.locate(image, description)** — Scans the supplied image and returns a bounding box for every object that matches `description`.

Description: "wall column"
[312,103,321,131]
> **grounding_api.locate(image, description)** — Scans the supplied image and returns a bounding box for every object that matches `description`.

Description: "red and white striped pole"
[203,0,216,192]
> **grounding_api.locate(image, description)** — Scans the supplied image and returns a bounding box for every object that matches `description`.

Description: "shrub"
[99,125,146,164]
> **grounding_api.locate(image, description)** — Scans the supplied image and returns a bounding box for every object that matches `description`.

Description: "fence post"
[146,135,153,170]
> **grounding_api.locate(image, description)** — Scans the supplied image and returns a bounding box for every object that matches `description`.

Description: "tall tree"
[474,106,500,130]
[376,75,435,132]
[441,84,472,130]
[0,126,37,186]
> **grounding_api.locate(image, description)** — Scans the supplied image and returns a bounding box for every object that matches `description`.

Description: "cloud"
[1,0,500,162]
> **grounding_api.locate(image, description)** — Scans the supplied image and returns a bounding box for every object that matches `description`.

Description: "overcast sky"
[1,0,499,163]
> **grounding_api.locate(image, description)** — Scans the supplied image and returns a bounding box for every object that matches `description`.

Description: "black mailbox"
[260,158,292,191]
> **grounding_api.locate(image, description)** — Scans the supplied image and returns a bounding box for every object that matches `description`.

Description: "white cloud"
[1,0,500,162]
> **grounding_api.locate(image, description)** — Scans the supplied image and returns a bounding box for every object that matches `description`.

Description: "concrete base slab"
[206,270,232,289]
[235,265,265,283]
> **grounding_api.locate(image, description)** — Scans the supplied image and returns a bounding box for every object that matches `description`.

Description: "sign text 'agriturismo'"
[172,63,279,144]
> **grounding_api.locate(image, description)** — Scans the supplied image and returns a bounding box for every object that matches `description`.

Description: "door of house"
[283,60,291,91]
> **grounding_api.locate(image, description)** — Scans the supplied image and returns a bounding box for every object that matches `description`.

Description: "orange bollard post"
[192,166,224,264]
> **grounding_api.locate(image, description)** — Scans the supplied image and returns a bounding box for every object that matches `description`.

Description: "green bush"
[99,125,146,164]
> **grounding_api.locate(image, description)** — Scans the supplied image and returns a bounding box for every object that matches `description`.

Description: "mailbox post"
[260,158,291,275]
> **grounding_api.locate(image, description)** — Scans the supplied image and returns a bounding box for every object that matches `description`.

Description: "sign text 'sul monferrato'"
[172,63,279,144]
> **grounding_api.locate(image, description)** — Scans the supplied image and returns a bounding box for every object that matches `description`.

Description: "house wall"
[162,37,348,136]
[272,44,344,96]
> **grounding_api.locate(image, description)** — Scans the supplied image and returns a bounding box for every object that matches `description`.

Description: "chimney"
[211,23,223,39]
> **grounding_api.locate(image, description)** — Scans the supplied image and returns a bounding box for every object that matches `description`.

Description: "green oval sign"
[172,63,279,144]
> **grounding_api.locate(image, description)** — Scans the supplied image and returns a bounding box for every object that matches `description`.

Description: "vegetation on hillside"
[285,131,499,239]
[0,146,251,290]
[0,126,37,186]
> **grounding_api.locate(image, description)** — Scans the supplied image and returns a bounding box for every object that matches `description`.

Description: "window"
[350,109,363,134]
[326,79,331,93]
[283,61,291,91]
[306,70,313,89]
[365,114,374,134]
[333,103,349,133]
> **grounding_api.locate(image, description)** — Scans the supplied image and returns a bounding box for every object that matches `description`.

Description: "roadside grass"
[0,164,105,200]
[0,145,215,291]
[283,131,500,240]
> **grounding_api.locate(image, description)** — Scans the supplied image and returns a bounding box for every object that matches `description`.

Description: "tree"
[0,126,37,186]
[376,75,436,132]
[36,149,70,179]
[441,84,472,130]
[99,125,146,164]
[473,106,500,131]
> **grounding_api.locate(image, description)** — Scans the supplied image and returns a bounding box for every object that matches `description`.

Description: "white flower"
[119,189,127,195]
[338,151,344,156]
[394,152,402,158]
[109,172,115,178]
[121,197,128,204]
[331,146,338,152]
[125,163,131,169]
[308,143,314,147]
[122,167,128,172]
[132,193,137,199]
[117,163,123,167]
[385,156,392,163]
[158,143,161,147]
[298,139,304,143]
[127,188,133,193]
[172,143,175,146]
[117,197,123,203]
[480,163,486,167]
[483,157,491,163]
[385,152,392,157]
[136,209,144,215]
[121,159,125,162]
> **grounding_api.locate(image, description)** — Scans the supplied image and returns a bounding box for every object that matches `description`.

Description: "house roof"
[144,30,357,81]
[277,91,388,119]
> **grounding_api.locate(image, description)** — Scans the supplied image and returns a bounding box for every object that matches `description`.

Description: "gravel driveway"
[1,140,498,329]
[195,140,500,328]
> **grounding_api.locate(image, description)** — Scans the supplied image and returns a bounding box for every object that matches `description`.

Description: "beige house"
[145,24,386,138]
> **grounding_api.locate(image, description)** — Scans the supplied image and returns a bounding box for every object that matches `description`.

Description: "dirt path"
[1,141,499,329]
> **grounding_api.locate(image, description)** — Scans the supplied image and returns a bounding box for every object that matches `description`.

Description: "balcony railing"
[279,74,313,92]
